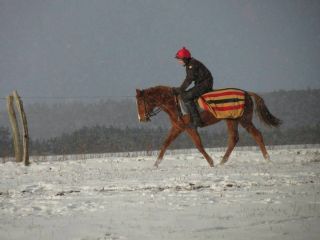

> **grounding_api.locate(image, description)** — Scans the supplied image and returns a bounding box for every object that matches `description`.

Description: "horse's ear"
[136,89,142,97]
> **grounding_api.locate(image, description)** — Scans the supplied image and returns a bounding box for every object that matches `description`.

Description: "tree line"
[0,88,319,140]
[1,124,319,158]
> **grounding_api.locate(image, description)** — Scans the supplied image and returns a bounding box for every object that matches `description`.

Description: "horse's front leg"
[154,126,183,167]
[185,128,214,167]
[220,120,239,165]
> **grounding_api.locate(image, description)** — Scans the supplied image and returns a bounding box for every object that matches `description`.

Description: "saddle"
[176,88,246,119]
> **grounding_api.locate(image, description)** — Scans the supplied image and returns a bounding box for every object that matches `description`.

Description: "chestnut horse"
[136,86,281,167]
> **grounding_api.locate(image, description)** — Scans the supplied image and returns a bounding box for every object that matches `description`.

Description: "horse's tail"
[248,92,282,128]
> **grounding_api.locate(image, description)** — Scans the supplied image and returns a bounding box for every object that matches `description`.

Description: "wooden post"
[6,95,22,162]
[13,90,30,166]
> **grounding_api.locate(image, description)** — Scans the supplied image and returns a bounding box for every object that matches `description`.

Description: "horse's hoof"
[219,159,227,165]
[264,154,272,163]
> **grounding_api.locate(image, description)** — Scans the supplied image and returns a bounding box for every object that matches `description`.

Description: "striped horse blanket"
[198,88,245,119]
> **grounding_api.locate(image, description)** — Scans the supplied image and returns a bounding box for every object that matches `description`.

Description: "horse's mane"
[145,85,173,95]
[146,85,172,92]
[143,85,174,102]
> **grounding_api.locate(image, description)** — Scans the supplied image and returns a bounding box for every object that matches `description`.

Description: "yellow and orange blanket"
[198,88,245,119]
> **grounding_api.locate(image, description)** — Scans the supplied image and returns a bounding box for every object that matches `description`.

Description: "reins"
[141,90,163,120]
[147,107,162,119]
[140,88,182,121]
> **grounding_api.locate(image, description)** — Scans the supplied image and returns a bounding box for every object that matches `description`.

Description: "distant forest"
[1,124,320,157]
[0,88,320,157]
[0,88,320,139]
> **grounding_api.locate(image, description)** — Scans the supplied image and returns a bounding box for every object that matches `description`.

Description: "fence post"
[6,95,22,162]
[12,90,30,166]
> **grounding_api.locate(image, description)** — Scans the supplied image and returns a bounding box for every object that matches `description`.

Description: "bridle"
[140,90,162,121]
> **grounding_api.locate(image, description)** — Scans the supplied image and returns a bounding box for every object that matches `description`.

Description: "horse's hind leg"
[186,128,214,167]
[220,120,239,165]
[154,126,182,167]
[240,120,270,162]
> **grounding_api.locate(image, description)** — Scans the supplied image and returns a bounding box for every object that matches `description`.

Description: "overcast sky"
[0,0,319,100]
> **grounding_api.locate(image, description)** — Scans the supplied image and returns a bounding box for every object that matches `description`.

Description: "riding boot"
[185,101,203,128]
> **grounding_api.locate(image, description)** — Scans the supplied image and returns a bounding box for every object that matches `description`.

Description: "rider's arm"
[179,62,198,91]
[179,77,192,92]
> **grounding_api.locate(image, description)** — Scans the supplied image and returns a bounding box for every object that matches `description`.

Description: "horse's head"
[136,89,157,122]
[136,86,173,122]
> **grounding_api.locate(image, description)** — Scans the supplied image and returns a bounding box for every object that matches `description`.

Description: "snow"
[0,146,320,240]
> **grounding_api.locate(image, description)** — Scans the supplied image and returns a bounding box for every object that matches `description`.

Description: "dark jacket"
[179,58,213,92]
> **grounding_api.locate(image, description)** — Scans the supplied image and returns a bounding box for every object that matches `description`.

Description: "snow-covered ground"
[1,146,320,240]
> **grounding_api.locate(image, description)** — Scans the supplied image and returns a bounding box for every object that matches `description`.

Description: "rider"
[173,47,214,128]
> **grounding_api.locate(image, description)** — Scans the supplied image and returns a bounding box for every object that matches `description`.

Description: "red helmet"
[175,47,191,59]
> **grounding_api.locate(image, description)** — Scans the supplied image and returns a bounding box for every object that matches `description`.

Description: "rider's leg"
[181,88,203,127]
[184,101,203,127]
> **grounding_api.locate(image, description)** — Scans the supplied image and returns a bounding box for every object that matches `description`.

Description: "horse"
[135,86,281,167]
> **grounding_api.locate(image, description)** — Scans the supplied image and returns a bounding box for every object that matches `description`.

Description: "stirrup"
[187,119,203,129]
[193,115,204,127]
[186,122,197,129]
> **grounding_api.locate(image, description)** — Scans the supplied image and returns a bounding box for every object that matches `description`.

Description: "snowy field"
[1,146,320,240]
